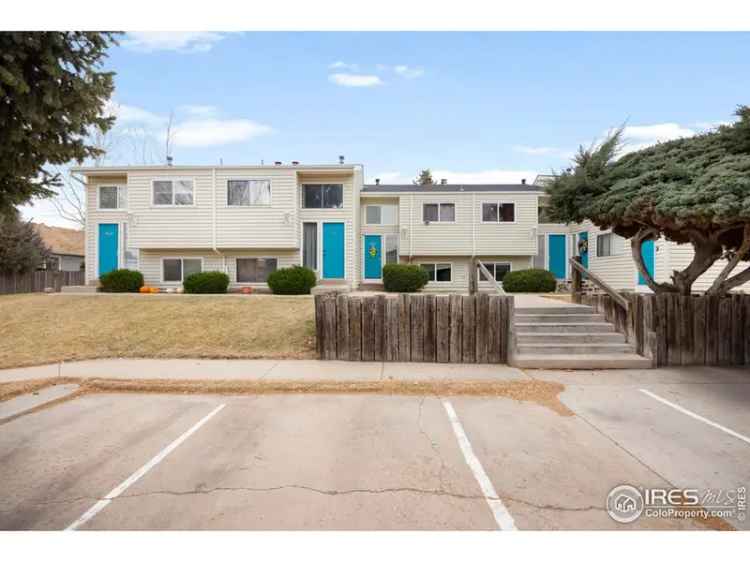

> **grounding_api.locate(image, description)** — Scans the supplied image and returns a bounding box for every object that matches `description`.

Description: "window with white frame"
[162,258,202,282]
[423,203,455,223]
[478,262,511,283]
[421,263,452,282]
[236,258,278,283]
[227,179,271,206]
[98,185,127,209]
[481,202,515,223]
[596,233,625,257]
[365,204,398,225]
[302,184,343,209]
[153,179,194,206]
[384,234,399,264]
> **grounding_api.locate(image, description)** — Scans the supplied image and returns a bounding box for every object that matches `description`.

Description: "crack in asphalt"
[416,394,450,495]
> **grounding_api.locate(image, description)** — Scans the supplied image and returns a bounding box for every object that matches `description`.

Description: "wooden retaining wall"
[0,270,86,295]
[580,292,750,367]
[314,293,514,363]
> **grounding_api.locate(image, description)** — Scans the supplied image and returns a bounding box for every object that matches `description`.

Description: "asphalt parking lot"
[0,366,748,531]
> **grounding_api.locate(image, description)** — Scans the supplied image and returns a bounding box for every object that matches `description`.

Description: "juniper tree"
[0,209,50,274]
[0,32,119,215]
[545,106,750,296]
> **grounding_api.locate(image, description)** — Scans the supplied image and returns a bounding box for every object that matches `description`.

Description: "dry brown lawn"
[0,293,316,369]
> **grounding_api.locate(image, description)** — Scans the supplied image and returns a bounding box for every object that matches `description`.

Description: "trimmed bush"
[99,269,144,293]
[501,268,557,293]
[183,271,230,294]
[267,265,317,295]
[382,264,429,293]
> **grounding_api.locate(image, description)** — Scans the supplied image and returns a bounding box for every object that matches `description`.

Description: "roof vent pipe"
[375,178,380,185]
[521,178,526,185]
[440,178,447,185]
[292,161,299,165]
[274,161,282,166]
[339,155,345,165]
[166,156,173,166]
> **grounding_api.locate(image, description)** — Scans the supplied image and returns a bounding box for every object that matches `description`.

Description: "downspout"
[409,194,414,262]
[471,193,476,258]
[211,167,226,272]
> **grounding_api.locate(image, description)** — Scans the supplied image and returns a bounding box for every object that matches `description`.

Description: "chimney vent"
[440,178,447,185]
[292,161,299,165]
[166,156,173,166]
[274,161,282,166]
[338,155,345,165]
[375,178,380,185]
[521,178,527,185]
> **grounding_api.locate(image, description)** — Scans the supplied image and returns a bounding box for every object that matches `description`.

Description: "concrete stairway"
[511,304,652,369]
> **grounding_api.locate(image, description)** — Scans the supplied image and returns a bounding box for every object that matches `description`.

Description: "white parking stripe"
[442,400,517,531]
[639,389,750,446]
[65,403,226,531]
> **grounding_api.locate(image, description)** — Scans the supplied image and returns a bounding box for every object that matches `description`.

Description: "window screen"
[237,258,278,282]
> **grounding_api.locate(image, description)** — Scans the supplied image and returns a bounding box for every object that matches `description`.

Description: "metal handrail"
[569,256,629,311]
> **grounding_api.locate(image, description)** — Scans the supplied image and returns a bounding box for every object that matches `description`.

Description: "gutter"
[210,166,226,272]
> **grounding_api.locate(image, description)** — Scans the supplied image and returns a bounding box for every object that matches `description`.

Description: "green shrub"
[99,269,144,293]
[266,265,317,295]
[502,268,557,293]
[382,264,429,293]
[183,271,230,294]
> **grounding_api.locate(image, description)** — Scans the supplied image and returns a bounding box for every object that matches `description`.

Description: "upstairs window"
[98,185,127,209]
[302,184,343,209]
[482,202,515,223]
[153,179,194,206]
[423,203,455,223]
[228,180,271,206]
[365,204,398,225]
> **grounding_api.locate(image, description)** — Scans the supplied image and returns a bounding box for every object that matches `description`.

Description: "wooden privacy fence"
[0,270,86,295]
[315,293,514,363]
[579,292,750,367]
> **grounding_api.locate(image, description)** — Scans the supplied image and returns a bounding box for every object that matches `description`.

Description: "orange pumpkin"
[150,287,160,294]
[241,286,253,295]
[139,286,150,294]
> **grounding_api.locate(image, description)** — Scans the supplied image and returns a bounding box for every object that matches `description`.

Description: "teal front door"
[322,222,345,279]
[98,223,119,277]
[578,232,589,269]
[548,234,567,280]
[364,235,382,280]
[638,239,655,285]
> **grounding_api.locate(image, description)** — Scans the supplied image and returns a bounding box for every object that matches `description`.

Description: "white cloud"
[367,169,538,185]
[393,65,425,79]
[179,104,219,117]
[172,119,273,147]
[329,61,359,71]
[328,73,383,88]
[513,145,566,156]
[618,122,697,154]
[107,102,166,128]
[121,32,229,53]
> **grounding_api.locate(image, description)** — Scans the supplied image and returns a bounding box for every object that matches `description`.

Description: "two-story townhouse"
[73,163,364,290]
[359,182,542,291]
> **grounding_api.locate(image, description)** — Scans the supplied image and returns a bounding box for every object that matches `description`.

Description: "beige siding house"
[75,162,544,292]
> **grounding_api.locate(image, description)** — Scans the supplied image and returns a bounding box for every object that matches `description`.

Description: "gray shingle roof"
[362,184,542,193]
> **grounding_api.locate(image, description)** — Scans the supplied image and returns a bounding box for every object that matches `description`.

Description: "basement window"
[236,258,278,283]
[162,258,202,282]
[421,263,452,283]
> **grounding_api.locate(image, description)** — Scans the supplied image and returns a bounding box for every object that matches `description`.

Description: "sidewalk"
[0,358,528,384]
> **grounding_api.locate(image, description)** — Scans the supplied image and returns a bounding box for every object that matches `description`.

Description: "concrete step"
[515,313,605,324]
[515,306,595,315]
[513,322,616,333]
[516,343,635,355]
[511,353,653,369]
[516,332,627,344]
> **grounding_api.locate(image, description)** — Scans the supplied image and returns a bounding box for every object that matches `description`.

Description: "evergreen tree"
[413,169,434,185]
[0,209,50,274]
[0,32,119,215]
[545,105,750,296]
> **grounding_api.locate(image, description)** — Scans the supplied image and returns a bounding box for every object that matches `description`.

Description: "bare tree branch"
[707,224,750,295]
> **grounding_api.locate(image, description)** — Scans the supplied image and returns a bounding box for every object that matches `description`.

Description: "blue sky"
[23,31,750,225]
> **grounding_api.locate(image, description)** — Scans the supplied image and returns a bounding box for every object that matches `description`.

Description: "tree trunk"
[670,231,724,296]
[707,225,750,296]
